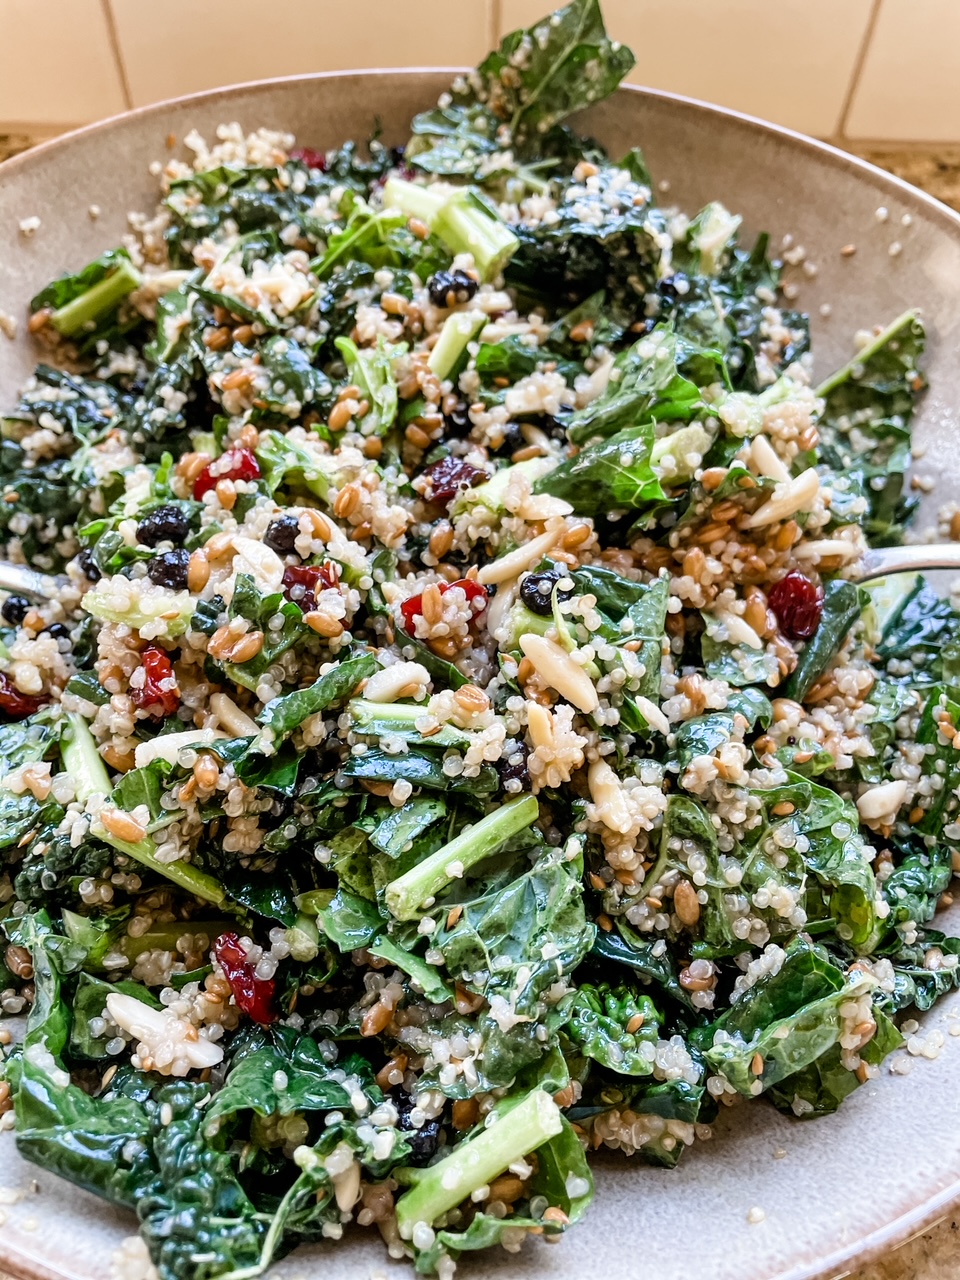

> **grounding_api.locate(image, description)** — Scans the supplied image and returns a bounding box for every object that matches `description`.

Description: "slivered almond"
[634,694,670,735]
[210,692,259,736]
[749,434,790,483]
[519,634,598,713]
[743,467,820,528]
[477,528,559,586]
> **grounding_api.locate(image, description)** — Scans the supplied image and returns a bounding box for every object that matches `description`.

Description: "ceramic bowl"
[1,70,960,1280]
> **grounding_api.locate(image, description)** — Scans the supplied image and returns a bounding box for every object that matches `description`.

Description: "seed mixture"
[1,2,959,1278]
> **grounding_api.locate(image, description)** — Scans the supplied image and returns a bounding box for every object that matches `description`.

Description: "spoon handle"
[859,543,960,581]
[0,562,72,600]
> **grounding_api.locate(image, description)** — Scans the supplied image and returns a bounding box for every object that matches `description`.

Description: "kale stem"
[99,830,228,907]
[395,1089,562,1236]
[49,257,142,337]
[385,794,539,921]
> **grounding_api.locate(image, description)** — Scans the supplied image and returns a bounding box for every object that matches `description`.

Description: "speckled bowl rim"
[2,68,960,1280]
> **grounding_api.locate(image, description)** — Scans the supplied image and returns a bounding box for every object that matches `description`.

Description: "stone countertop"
[1,130,960,1280]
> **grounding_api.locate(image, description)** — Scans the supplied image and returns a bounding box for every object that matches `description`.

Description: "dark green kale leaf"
[535,422,665,516]
[786,579,867,702]
[564,981,660,1074]
[568,1075,704,1168]
[875,929,960,1014]
[876,577,960,684]
[30,249,142,348]
[816,310,925,544]
[766,1006,901,1118]
[407,0,634,178]
[432,845,594,1086]
[219,573,309,691]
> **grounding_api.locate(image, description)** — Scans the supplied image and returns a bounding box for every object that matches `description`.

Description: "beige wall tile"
[0,0,126,125]
[846,0,960,141]
[111,0,491,107]
[500,0,873,136]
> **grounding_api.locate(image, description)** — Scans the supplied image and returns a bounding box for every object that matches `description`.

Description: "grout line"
[99,0,133,111]
[836,0,883,141]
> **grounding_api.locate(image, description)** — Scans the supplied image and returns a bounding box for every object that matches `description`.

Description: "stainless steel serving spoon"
[2,543,960,601]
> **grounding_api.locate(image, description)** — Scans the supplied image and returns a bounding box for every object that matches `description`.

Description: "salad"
[0,2,957,1277]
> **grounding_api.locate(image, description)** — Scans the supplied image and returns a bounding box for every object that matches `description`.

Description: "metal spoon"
[859,543,960,582]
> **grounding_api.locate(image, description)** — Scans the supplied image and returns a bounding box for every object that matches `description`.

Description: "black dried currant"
[76,549,101,582]
[46,623,70,639]
[1,595,30,625]
[147,549,190,589]
[264,514,302,556]
[426,269,479,309]
[519,567,574,617]
[136,504,190,547]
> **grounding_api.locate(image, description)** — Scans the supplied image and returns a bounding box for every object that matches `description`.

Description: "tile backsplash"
[0,0,953,143]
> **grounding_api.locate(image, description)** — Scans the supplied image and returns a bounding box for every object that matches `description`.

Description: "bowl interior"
[1,71,960,1280]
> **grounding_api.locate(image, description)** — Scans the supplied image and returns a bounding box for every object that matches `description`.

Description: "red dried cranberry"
[767,571,824,640]
[131,647,180,717]
[290,146,327,172]
[193,448,261,500]
[0,673,45,718]
[282,562,340,613]
[420,456,485,505]
[400,578,488,633]
[214,932,276,1025]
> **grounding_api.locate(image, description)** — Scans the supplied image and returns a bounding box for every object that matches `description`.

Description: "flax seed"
[568,319,595,343]
[237,423,259,448]
[328,400,353,432]
[355,398,371,419]
[751,1053,764,1076]
[407,217,429,239]
[511,444,546,462]
[700,467,727,491]
[428,522,455,559]
[452,1097,479,1130]
[625,1013,645,1034]
[221,367,252,392]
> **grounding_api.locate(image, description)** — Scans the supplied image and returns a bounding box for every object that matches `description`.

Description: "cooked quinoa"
[0,2,958,1278]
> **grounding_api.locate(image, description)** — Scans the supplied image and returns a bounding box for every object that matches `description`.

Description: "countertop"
[1,129,959,1280]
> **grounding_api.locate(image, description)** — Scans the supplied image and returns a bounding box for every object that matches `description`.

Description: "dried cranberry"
[193,448,261,500]
[290,146,327,172]
[420,456,485,505]
[767,571,824,640]
[214,932,276,1025]
[131,646,180,717]
[0,673,45,718]
[400,578,488,633]
[282,561,340,613]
